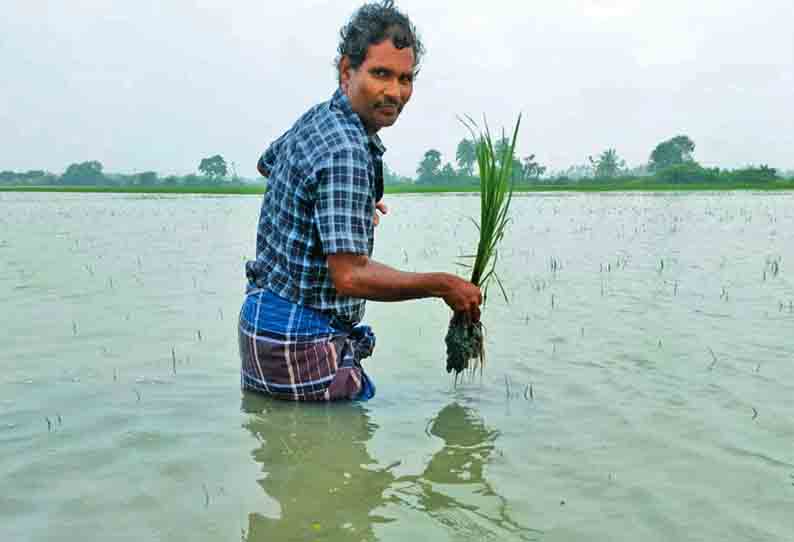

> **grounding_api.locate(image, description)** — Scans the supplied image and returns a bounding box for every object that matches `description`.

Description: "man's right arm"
[327,253,482,322]
[314,148,481,320]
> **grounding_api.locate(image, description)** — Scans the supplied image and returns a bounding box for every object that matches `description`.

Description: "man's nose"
[383,78,401,102]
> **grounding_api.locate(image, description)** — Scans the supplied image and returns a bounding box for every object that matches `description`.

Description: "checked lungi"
[238,288,376,401]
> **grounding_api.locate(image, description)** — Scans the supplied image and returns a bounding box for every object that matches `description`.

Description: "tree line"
[404,136,546,186]
[0,154,243,187]
[402,134,792,186]
[2,140,792,188]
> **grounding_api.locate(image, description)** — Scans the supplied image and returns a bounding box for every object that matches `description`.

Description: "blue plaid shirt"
[246,88,385,328]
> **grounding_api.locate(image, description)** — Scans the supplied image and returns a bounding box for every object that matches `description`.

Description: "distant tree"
[416,149,442,182]
[455,138,477,176]
[654,162,717,184]
[135,171,158,185]
[440,162,457,180]
[383,162,411,185]
[61,161,104,185]
[757,164,778,179]
[1,169,50,184]
[24,170,46,179]
[183,174,205,186]
[521,154,546,181]
[725,165,779,183]
[649,135,695,172]
[198,155,228,179]
[36,172,59,185]
[558,163,595,180]
[626,163,652,177]
[588,148,626,179]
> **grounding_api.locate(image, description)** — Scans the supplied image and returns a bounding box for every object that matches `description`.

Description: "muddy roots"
[444,312,484,375]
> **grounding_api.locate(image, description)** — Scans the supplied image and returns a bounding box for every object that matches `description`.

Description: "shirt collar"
[331,88,387,157]
[369,133,386,157]
[331,87,356,120]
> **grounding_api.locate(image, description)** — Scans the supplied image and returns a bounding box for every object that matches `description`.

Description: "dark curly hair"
[336,0,425,82]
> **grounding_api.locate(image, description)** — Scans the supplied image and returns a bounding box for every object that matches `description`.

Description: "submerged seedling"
[708,348,718,370]
[202,484,210,508]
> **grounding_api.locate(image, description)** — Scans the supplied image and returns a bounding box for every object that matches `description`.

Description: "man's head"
[336,1,424,135]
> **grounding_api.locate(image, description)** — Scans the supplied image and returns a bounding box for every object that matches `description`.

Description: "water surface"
[1,191,793,541]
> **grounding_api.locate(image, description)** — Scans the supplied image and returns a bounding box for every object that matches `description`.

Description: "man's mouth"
[376,103,399,115]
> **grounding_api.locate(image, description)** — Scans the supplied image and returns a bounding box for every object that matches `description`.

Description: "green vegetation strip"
[0,184,266,195]
[2,180,793,195]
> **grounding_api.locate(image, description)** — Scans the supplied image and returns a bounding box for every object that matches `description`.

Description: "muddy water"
[1,191,793,541]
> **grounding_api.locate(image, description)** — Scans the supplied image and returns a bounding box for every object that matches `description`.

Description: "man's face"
[340,39,415,135]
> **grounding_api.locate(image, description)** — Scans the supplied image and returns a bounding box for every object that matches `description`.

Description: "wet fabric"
[238,287,376,402]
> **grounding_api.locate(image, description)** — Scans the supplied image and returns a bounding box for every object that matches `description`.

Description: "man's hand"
[373,201,388,227]
[439,275,482,323]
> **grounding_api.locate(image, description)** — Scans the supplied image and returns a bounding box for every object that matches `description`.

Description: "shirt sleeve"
[257,129,291,177]
[313,148,373,255]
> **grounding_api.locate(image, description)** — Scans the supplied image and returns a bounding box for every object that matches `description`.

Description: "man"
[239,0,481,401]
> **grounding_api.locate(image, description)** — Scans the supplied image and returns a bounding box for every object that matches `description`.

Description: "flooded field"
[1,191,793,541]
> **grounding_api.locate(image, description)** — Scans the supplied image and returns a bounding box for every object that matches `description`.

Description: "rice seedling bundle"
[445,115,521,376]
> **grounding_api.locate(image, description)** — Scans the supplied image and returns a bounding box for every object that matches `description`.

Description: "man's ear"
[339,56,352,92]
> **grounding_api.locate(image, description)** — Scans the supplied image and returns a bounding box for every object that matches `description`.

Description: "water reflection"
[241,393,391,541]
[397,403,537,540]
[241,395,537,541]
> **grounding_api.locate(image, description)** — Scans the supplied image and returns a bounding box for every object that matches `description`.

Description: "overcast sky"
[2,0,792,177]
